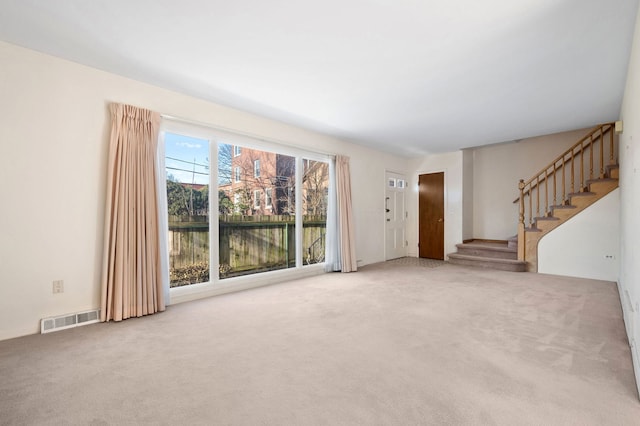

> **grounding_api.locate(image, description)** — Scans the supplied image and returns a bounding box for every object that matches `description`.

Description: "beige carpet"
[1,261,639,425]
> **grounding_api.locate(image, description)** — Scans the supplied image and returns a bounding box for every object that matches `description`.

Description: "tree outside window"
[266,188,273,208]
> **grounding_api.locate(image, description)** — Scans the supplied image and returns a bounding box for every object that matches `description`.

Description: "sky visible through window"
[164,132,209,185]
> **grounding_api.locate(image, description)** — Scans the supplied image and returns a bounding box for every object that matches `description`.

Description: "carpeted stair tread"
[586,177,618,184]
[455,242,517,260]
[448,253,525,264]
[568,191,596,197]
[455,242,516,252]
[447,253,527,272]
[550,204,577,209]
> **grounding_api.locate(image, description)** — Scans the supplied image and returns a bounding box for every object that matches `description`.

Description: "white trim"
[295,156,303,268]
[170,263,326,305]
[414,168,448,260]
[209,140,220,287]
[253,189,261,209]
[265,187,273,208]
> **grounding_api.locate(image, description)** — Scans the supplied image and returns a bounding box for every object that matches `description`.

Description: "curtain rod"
[160,113,336,159]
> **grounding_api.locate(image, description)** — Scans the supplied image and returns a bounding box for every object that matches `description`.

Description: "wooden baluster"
[529,182,533,227]
[599,127,605,178]
[518,180,525,226]
[560,156,567,205]
[589,137,593,179]
[610,125,615,165]
[570,149,575,194]
[518,179,525,261]
[544,169,549,216]
[580,142,585,191]
[553,162,557,207]
[536,177,540,219]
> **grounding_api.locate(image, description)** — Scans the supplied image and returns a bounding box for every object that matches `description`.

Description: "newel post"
[518,179,525,261]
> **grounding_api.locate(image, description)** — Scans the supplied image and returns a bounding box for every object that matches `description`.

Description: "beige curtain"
[100,103,165,322]
[336,155,357,272]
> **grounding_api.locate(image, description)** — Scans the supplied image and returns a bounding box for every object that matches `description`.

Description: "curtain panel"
[100,103,165,322]
[336,155,357,272]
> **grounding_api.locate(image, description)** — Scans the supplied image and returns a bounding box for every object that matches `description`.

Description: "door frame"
[415,168,447,260]
[384,170,407,261]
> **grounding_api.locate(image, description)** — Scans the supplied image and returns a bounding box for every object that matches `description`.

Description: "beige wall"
[0,41,408,340]
[471,127,594,240]
[538,189,620,281]
[462,149,474,241]
[618,4,640,397]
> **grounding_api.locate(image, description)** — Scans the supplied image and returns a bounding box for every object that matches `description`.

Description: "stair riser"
[449,257,526,272]
[550,209,577,220]
[589,180,618,194]
[456,247,517,260]
[534,220,560,232]
[569,195,598,209]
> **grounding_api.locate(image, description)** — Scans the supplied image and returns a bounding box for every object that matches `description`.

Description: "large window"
[218,145,296,278]
[163,125,330,288]
[303,159,329,265]
[164,132,210,287]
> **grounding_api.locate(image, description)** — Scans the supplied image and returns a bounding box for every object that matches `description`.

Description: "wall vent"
[41,309,100,334]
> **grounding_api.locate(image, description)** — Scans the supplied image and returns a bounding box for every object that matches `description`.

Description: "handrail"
[512,123,614,203]
[521,123,613,188]
[513,135,596,204]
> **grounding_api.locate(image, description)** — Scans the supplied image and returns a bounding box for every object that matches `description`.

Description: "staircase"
[448,237,526,272]
[449,123,619,272]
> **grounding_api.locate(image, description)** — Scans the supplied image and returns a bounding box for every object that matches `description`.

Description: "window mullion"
[295,156,303,268]
[210,138,219,284]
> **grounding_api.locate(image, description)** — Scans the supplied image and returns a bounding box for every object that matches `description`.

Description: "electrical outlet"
[604,255,616,260]
[53,280,64,294]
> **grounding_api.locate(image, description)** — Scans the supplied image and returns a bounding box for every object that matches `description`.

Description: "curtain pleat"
[100,103,164,322]
[336,155,357,272]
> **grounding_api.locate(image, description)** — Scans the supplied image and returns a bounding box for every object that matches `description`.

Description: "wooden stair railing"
[516,123,617,261]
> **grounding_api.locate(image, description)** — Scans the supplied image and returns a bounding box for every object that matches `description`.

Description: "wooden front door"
[419,172,445,260]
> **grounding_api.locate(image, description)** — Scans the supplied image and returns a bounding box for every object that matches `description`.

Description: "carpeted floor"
[1,261,639,425]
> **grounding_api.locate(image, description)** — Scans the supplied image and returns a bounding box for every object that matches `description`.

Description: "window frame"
[253,189,261,209]
[254,159,260,178]
[160,119,332,304]
[265,187,273,209]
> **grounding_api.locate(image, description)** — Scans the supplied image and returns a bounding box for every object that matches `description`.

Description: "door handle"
[438,218,443,222]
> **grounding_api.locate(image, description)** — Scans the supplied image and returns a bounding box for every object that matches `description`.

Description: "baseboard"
[616,280,640,400]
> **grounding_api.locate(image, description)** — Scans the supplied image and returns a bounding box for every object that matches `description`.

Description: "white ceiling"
[0,0,638,156]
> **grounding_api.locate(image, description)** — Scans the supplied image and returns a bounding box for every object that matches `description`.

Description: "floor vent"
[41,309,100,334]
